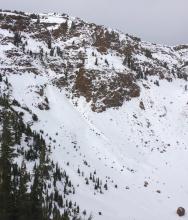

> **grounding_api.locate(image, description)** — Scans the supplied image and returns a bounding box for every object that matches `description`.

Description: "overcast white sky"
[1,0,187,45]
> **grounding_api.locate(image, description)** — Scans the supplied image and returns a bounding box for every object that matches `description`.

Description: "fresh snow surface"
[7,72,188,220]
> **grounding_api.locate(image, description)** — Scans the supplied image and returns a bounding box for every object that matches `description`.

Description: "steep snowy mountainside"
[0,10,187,112]
[0,9,188,220]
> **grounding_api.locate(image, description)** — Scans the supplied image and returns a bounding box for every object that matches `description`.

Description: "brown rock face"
[177,207,185,217]
[75,68,92,102]
[73,68,140,112]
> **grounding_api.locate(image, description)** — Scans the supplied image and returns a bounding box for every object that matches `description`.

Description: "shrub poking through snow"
[177,207,185,217]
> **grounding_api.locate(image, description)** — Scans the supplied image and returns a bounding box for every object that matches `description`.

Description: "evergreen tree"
[30,167,43,220]
[14,32,22,47]
[17,161,31,220]
[0,110,15,220]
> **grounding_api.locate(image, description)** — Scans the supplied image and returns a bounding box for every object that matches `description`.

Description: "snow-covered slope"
[0,10,188,220]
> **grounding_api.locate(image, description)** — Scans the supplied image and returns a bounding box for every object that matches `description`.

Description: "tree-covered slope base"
[0,94,90,220]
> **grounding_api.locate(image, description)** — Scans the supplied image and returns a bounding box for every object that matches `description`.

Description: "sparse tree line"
[13,31,65,60]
